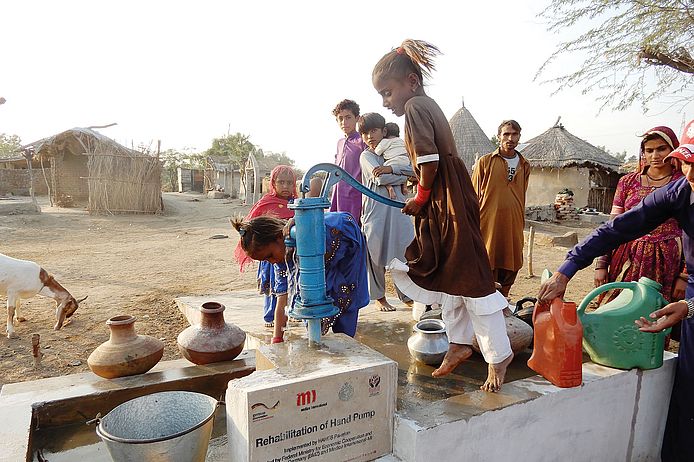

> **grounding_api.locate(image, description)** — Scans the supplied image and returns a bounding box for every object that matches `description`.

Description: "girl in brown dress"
[372,39,513,392]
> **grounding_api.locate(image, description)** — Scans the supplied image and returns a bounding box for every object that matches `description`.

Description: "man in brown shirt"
[471,120,530,297]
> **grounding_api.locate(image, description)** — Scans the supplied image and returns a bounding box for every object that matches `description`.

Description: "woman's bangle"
[679,273,688,281]
[413,185,431,206]
[685,299,694,319]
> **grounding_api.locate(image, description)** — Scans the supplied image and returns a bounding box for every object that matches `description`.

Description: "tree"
[490,135,500,148]
[537,0,694,111]
[597,145,628,163]
[159,148,206,191]
[0,133,21,158]
[206,132,256,166]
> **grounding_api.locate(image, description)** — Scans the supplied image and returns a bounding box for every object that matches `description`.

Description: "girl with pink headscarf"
[234,165,297,327]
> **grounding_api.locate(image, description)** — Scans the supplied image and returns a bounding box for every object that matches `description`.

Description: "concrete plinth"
[178,291,678,462]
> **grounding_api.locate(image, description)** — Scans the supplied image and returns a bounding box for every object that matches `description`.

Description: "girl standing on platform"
[372,39,512,391]
[234,165,296,328]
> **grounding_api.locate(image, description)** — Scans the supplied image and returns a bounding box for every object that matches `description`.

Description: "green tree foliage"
[537,0,694,111]
[159,148,206,191]
[490,135,500,148]
[206,132,256,166]
[0,133,22,158]
[597,145,628,162]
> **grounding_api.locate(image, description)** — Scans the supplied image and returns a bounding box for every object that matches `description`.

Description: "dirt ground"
[0,193,598,390]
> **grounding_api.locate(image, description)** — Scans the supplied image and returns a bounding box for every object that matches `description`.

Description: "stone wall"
[0,169,48,196]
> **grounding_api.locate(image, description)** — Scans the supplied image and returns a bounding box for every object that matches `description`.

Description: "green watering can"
[577,277,670,370]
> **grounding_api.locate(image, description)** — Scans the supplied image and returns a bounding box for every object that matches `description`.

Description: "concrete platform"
[0,355,255,462]
[178,291,678,462]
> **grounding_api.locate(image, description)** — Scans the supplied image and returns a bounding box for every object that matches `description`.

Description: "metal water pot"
[407,319,449,366]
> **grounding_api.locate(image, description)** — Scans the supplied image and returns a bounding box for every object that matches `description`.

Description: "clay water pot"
[88,315,164,379]
[407,319,449,366]
[472,309,534,355]
[177,302,246,365]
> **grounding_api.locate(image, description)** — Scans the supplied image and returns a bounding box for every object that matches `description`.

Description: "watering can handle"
[577,282,635,315]
[300,163,406,209]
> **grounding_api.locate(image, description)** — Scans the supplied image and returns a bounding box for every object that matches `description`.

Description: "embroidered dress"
[600,170,684,303]
[283,212,369,337]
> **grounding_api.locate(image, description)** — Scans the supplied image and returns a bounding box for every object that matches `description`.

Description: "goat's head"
[54,295,87,330]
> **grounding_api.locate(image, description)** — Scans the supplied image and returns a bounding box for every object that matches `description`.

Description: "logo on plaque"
[338,382,354,401]
[296,389,316,406]
[368,374,381,396]
[251,400,280,422]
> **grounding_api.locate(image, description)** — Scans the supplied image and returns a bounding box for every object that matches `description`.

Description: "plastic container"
[527,299,583,387]
[577,277,669,370]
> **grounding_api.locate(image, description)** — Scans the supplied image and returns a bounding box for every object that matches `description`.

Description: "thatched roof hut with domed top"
[449,99,495,172]
[520,118,622,213]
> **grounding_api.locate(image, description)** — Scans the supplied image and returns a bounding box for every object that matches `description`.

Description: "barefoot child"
[232,212,369,342]
[375,122,411,199]
[372,39,513,392]
[357,112,415,313]
[234,165,297,329]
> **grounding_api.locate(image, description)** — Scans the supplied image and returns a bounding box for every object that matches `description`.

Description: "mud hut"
[521,119,622,212]
[449,99,496,172]
[24,127,162,214]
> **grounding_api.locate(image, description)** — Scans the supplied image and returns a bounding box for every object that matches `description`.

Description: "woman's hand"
[537,272,570,305]
[635,300,688,333]
[672,278,687,301]
[594,268,608,287]
[402,198,423,216]
[373,166,393,177]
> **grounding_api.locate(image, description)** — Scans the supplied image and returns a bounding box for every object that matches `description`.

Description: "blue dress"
[260,212,369,336]
[258,261,288,323]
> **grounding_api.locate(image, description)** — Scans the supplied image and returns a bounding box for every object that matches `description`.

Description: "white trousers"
[441,297,512,365]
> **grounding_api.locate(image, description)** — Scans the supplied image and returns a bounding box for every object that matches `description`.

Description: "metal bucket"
[94,391,220,462]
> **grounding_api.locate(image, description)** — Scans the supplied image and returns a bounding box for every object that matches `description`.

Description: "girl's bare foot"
[376,298,397,312]
[432,343,472,377]
[481,352,514,392]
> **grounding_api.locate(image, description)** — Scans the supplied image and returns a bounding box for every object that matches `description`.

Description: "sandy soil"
[0,193,598,390]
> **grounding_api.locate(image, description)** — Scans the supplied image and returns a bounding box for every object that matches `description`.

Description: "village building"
[22,127,163,214]
[520,119,622,213]
[448,99,496,173]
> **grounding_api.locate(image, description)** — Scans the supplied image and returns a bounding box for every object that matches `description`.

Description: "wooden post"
[31,333,42,368]
[526,226,535,277]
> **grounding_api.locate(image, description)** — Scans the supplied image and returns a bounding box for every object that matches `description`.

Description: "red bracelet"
[413,185,431,206]
[271,336,284,344]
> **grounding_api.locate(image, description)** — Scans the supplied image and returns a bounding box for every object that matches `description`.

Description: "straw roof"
[23,127,144,159]
[449,99,495,171]
[521,118,622,172]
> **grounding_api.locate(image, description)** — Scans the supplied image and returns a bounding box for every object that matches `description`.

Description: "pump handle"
[300,163,406,209]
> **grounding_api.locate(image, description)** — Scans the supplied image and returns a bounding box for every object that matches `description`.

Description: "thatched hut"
[521,119,622,213]
[24,128,162,214]
[449,99,496,172]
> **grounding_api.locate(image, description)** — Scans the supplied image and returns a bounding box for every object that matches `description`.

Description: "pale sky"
[1,0,691,170]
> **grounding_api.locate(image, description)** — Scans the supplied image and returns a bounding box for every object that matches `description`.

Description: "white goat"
[0,253,87,339]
